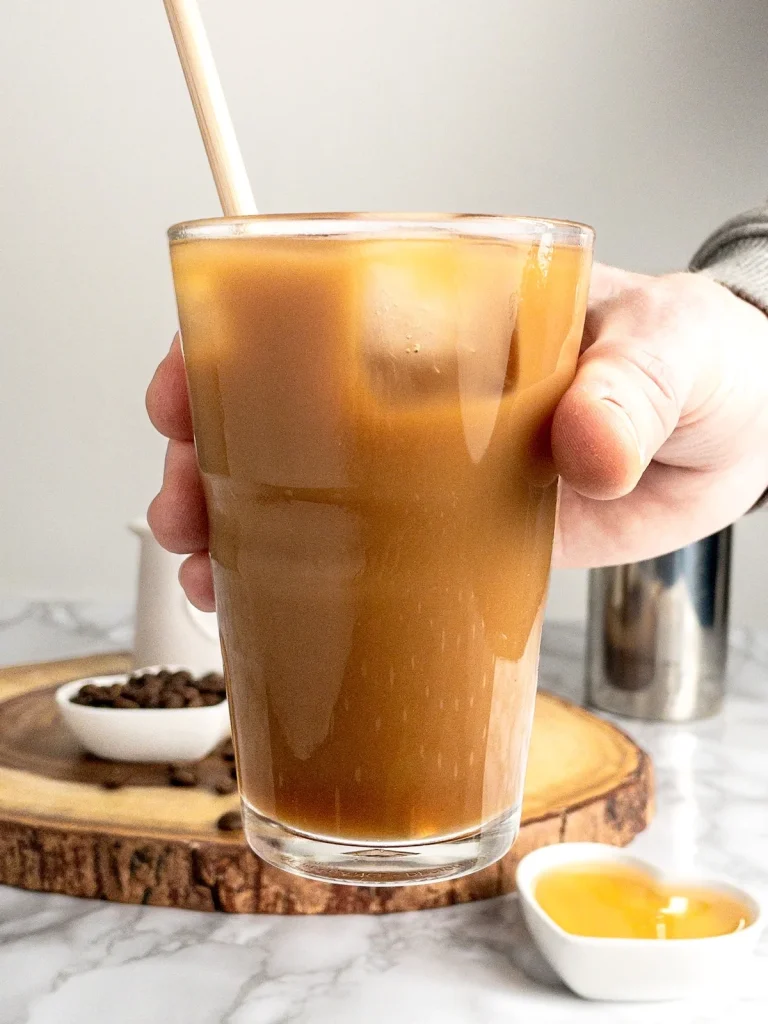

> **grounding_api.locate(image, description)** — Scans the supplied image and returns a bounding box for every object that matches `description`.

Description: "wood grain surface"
[0,653,652,914]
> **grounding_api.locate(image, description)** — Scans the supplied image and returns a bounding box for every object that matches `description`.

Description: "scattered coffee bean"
[84,731,241,794]
[168,764,198,787]
[213,778,237,795]
[70,669,226,710]
[216,810,243,832]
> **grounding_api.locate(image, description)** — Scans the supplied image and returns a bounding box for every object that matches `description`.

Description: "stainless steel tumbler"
[585,528,732,721]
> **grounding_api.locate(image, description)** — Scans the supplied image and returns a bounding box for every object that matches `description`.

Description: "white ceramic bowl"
[516,842,764,1002]
[55,669,231,763]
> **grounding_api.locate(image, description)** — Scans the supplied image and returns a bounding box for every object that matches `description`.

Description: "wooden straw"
[163,0,257,216]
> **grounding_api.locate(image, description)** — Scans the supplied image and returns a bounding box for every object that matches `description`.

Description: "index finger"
[146,334,194,441]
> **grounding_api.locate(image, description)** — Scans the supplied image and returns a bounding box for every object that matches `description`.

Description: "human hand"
[146,266,768,609]
[145,335,215,611]
[552,265,768,568]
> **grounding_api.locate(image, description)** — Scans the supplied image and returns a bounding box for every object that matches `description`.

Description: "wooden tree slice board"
[0,653,653,914]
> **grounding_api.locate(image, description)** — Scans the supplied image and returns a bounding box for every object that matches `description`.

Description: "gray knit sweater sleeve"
[689,203,768,315]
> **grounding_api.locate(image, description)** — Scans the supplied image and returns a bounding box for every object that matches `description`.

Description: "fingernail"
[580,381,646,468]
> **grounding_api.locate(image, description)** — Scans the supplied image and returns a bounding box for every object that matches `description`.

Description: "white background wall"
[2,0,767,624]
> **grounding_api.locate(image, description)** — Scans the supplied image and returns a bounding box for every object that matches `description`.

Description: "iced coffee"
[169,214,592,884]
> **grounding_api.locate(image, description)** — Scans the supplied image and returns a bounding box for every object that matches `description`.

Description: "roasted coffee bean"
[216,810,242,832]
[213,778,237,795]
[144,679,163,701]
[114,696,139,709]
[199,673,226,694]
[70,670,226,710]
[168,764,198,787]
[101,768,128,789]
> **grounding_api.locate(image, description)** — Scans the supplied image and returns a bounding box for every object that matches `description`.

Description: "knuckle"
[655,271,717,319]
[629,348,679,408]
[619,347,681,438]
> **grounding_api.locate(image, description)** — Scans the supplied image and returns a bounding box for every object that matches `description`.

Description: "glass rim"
[168,211,594,246]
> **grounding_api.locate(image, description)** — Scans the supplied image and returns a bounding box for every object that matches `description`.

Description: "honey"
[535,862,753,940]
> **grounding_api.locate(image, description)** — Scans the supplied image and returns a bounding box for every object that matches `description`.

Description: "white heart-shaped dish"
[516,843,764,1002]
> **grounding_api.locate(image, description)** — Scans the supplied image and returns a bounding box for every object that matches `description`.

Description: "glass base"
[241,800,521,886]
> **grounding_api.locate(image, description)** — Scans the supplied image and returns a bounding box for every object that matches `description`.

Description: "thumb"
[552,276,708,500]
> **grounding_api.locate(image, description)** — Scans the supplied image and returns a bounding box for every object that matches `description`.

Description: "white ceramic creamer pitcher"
[129,519,224,674]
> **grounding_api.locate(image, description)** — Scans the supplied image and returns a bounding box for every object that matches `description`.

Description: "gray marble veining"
[0,602,766,1023]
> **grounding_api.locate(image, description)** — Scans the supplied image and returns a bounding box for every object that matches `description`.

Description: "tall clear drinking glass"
[168,214,593,885]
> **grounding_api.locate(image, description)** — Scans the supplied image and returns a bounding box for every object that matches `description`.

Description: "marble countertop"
[1,599,767,1024]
